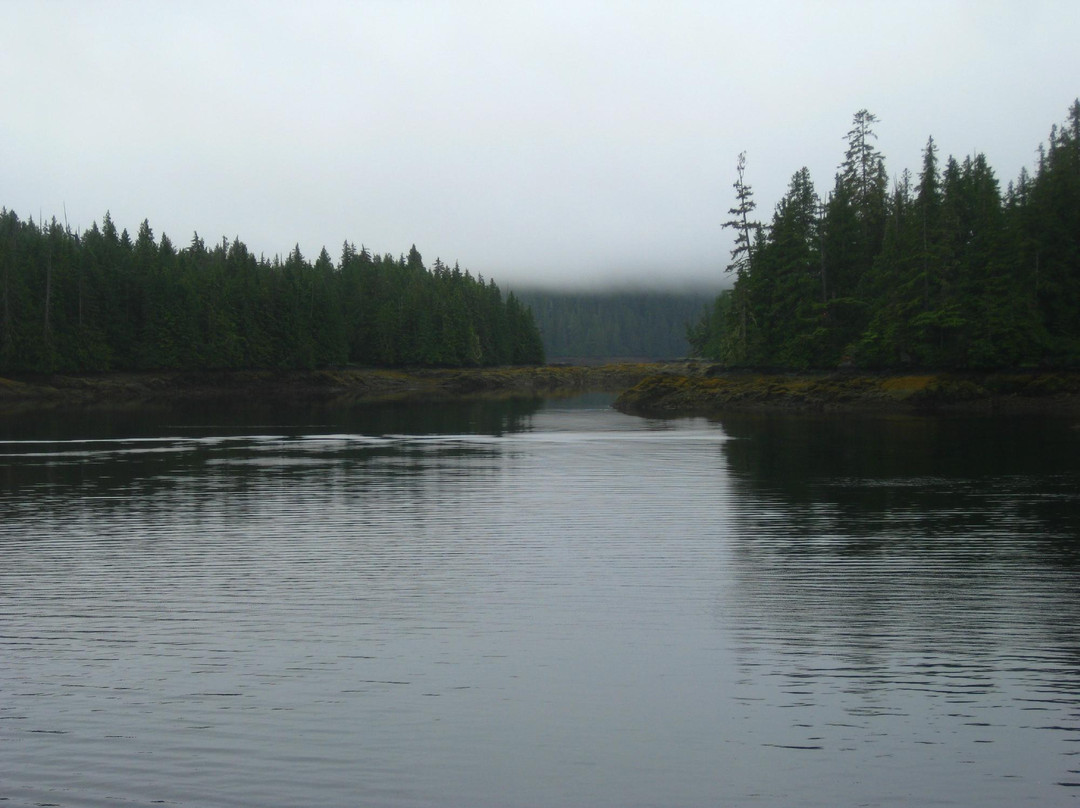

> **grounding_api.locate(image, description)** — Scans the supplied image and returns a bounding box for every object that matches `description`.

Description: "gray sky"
[3,1,1079,289]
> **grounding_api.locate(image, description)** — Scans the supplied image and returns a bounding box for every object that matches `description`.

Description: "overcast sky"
[3,1,1078,289]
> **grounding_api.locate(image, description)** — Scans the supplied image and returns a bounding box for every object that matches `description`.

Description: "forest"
[0,216,544,373]
[690,100,1080,370]
[515,288,714,360]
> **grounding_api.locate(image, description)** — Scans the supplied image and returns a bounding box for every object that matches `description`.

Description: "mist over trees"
[516,289,714,360]
[0,219,544,373]
[690,101,1080,369]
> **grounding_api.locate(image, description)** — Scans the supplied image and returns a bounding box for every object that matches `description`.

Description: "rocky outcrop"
[613,371,1080,416]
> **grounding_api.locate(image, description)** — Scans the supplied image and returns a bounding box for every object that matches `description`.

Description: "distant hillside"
[513,288,718,361]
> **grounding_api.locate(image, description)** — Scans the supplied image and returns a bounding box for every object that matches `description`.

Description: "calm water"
[2,396,1079,807]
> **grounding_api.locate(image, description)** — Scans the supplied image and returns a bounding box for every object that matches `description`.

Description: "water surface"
[2,398,1079,806]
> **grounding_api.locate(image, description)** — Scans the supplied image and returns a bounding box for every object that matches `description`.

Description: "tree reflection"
[716,411,1080,554]
[711,410,1080,700]
[0,397,544,502]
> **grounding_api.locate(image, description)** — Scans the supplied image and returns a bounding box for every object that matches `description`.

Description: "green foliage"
[694,101,1080,370]
[722,151,761,279]
[0,217,544,373]
[518,289,715,360]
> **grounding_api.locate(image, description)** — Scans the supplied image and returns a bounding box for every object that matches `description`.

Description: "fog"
[4,1,1078,289]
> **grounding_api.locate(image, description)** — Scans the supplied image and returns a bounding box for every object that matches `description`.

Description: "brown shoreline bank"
[0,363,691,413]
[613,369,1080,416]
[4,365,1079,417]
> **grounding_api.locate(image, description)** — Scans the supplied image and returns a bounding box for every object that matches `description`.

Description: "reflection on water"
[0,397,544,499]
[716,412,1080,804]
[1,399,1079,807]
[0,395,547,441]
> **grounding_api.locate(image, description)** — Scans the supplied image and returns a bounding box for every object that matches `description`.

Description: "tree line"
[0,214,544,373]
[515,288,714,360]
[690,101,1080,369]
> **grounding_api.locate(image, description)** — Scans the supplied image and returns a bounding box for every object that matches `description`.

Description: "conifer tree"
[722,151,760,279]
[716,152,761,362]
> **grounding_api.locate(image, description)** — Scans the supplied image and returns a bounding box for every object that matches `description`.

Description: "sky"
[3,1,1079,290]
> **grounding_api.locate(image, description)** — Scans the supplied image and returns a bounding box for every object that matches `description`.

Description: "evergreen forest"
[516,289,714,360]
[0,215,544,373]
[690,101,1080,369]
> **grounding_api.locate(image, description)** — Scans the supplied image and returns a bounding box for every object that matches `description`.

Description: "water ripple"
[1,404,1079,807]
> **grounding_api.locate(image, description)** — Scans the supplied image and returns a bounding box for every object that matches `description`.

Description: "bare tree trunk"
[921,203,932,312]
[2,234,13,353]
[819,199,828,303]
[43,238,52,342]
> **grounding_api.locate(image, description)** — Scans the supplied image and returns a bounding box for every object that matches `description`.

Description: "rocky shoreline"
[613,369,1080,416]
[0,363,691,413]
[3,365,1079,417]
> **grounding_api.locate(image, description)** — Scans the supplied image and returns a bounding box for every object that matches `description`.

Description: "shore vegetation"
[690,101,1080,371]
[0,223,544,373]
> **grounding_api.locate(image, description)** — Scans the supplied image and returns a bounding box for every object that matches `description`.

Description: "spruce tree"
[722,151,760,279]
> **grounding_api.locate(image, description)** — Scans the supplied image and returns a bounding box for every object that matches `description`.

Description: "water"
[1,396,1079,807]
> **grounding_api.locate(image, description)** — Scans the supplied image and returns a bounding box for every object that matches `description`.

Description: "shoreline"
[613,369,1080,417]
[3,365,1079,417]
[0,364,691,413]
